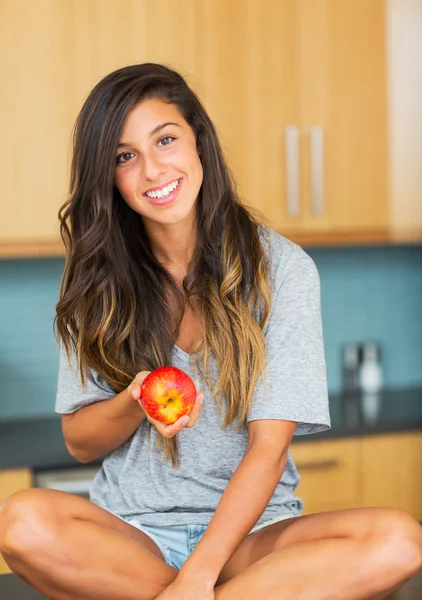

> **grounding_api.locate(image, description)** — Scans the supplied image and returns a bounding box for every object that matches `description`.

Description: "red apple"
[140,366,197,425]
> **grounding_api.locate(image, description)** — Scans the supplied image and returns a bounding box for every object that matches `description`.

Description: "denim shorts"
[126,514,295,570]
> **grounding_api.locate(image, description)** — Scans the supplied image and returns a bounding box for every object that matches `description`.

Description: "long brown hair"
[55,63,272,467]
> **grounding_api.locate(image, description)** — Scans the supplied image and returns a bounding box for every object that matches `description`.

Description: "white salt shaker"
[359,343,383,423]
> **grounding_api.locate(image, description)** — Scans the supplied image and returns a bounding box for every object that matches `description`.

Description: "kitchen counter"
[1,387,422,471]
[0,574,47,598]
[310,386,422,441]
[0,414,93,471]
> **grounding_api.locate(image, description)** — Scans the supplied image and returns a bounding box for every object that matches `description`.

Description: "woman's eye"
[116,152,134,164]
[158,136,175,147]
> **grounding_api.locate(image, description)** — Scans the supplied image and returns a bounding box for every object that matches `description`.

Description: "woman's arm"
[62,373,148,463]
[177,419,297,586]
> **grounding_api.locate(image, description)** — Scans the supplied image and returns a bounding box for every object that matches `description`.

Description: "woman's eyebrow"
[150,121,181,137]
[117,122,181,148]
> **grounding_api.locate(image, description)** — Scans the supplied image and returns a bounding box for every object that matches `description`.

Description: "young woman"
[0,63,421,600]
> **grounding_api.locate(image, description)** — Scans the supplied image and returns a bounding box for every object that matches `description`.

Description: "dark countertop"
[1,387,422,472]
[0,574,47,599]
[305,387,422,441]
[0,415,102,471]
[0,415,84,471]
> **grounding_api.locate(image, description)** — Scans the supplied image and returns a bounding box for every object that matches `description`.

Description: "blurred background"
[0,0,421,593]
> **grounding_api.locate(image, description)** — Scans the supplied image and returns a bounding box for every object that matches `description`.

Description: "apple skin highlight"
[140,366,197,425]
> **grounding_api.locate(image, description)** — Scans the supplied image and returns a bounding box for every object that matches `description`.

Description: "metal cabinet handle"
[295,459,339,471]
[285,125,300,216]
[310,125,324,215]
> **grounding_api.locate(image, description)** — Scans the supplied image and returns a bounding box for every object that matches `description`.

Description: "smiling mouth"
[143,178,182,206]
[144,178,181,200]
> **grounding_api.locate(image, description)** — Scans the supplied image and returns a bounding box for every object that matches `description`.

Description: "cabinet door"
[0,468,33,575]
[0,0,73,247]
[197,0,301,233]
[361,432,422,520]
[0,0,201,251]
[290,438,361,515]
[298,0,389,233]
[68,0,201,113]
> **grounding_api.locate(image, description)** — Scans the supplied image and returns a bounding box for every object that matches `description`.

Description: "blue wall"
[1,245,421,419]
[307,245,422,393]
[0,259,64,420]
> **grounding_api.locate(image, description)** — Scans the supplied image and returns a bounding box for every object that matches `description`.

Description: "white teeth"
[146,179,180,199]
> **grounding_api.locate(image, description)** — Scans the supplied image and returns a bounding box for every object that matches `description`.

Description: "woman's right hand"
[128,371,204,438]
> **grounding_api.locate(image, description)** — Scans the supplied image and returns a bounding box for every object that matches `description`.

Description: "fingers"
[128,371,151,401]
[184,386,205,429]
[149,413,193,438]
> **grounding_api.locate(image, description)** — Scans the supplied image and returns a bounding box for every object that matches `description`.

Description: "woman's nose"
[143,153,166,181]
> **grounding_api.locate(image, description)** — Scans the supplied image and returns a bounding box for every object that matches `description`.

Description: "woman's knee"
[0,489,62,560]
[370,508,422,579]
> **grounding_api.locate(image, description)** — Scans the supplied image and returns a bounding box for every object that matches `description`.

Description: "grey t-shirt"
[55,226,330,530]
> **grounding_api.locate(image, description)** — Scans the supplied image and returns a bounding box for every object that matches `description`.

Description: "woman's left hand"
[153,577,215,600]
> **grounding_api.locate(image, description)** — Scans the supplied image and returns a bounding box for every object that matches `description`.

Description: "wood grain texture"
[361,431,422,520]
[1,0,420,255]
[0,0,200,248]
[197,0,299,232]
[298,0,389,231]
[0,0,72,244]
[290,438,361,515]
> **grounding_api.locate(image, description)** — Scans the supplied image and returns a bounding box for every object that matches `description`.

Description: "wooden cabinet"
[0,468,32,575]
[291,431,422,521]
[67,0,201,114]
[1,0,421,257]
[198,1,392,240]
[0,0,202,257]
[361,431,422,520]
[298,0,388,234]
[290,438,361,515]
[0,0,73,254]
[197,1,299,234]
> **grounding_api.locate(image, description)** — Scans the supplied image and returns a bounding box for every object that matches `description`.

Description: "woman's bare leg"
[0,489,178,600]
[215,536,420,599]
[213,507,422,599]
[2,491,421,600]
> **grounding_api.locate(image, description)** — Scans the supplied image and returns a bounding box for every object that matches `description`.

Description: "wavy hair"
[55,63,272,467]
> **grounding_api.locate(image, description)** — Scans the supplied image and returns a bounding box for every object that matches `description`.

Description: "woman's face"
[114,98,203,228]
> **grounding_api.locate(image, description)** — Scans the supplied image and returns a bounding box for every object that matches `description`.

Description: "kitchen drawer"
[290,438,361,515]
